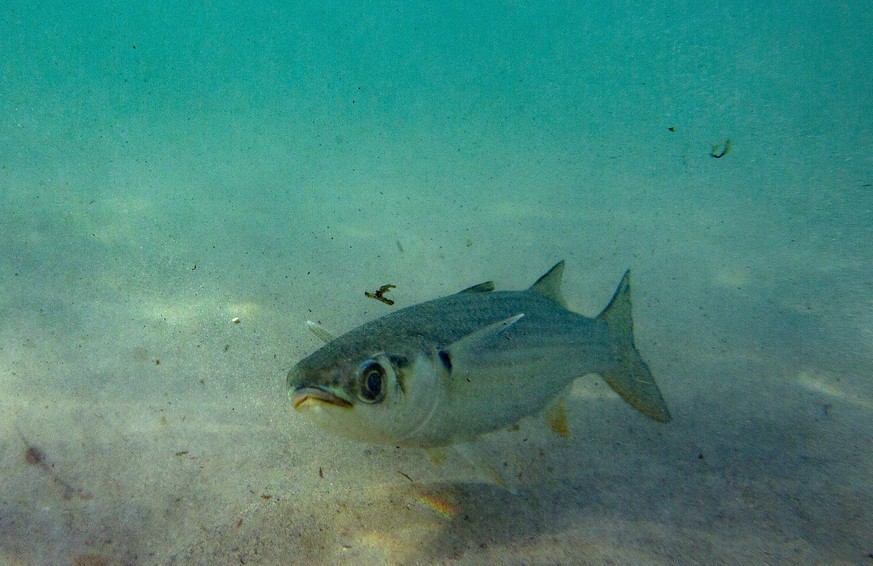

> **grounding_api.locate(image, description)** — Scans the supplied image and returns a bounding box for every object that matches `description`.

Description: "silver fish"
[287,261,671,451]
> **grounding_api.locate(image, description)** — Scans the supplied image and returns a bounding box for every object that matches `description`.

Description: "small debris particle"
[709,138,732,158]
[175,451,189,457]
[668,126,676,132]
[398,470,413,482]
[25,446,44,465]
[154,359,160,365]
[697,453,705,460]
[235,518,243,528]
[231,317,241,324]
[18,430,89,500]
[365,284,396,305]
[261,494,272,500]
[318,467,324,479]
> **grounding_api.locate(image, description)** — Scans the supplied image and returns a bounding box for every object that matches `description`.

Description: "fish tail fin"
[597,271,672,423]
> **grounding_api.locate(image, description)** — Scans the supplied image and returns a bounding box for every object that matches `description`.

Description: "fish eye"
[356,360,386,403]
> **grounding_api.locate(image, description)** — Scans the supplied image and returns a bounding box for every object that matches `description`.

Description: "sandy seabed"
[1,2,871,564]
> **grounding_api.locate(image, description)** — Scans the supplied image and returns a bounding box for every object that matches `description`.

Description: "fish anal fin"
[545,400,571,438]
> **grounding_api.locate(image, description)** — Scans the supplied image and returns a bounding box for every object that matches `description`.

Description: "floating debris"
[365,284,396,305]
[398,470,413,482]
[709,138,732,158]
[18,428,89,500]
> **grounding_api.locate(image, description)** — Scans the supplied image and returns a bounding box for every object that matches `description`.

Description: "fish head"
[288,344,440,445]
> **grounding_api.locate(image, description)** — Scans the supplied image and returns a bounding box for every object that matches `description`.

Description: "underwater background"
[1,1,871,564]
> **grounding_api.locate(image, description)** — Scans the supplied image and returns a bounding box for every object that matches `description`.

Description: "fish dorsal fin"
[528,260,567,307]
[456,281,495,294]
[306,320,336,343]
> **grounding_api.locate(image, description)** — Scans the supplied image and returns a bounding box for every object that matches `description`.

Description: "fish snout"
[291,386,353,411]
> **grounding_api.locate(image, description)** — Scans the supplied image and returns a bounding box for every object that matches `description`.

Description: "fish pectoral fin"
[306,320,336,344]
[446,313,525,362]
[544,399,571,438]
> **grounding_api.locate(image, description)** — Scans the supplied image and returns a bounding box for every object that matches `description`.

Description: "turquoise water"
[1,2,870,564]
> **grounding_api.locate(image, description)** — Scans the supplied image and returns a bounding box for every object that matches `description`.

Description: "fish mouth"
[291,386,353,410]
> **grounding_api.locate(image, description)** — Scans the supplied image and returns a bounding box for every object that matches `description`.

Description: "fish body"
[287,261,670,449]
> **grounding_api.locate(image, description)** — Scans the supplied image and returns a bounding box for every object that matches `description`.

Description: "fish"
[287,261,671,455]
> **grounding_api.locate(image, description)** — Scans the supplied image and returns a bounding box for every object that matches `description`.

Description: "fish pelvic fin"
[597,271,672,423]
[423,447,447,465]
[453,442,517,494]
[422,444,517,493]
[545,399,571,438]
[528,260,567,307]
